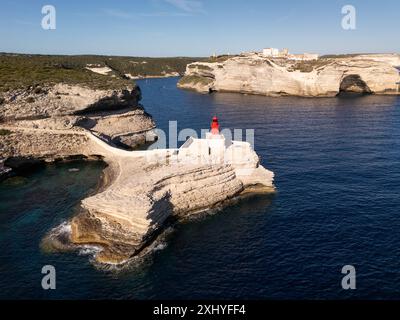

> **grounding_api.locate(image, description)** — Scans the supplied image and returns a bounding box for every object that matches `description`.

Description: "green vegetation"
[188,64,213,71]
[205,55,238,63]
[0,53,202,92]
[0,54,130,92]
[105,56,203,77]
[320,54,362,59]
[287,59,332,73]
[0,129,11,136]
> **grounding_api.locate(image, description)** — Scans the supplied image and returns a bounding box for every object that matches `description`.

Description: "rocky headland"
[0,83,156,164]
[0,65,274,266]
[62,133,275,264]
[178,53,400,97]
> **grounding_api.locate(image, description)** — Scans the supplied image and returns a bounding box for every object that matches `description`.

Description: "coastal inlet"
[0,78,274,267]
[43,116,275,265]
[1,77,400,299]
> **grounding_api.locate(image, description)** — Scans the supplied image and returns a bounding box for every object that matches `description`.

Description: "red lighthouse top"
[210,116,220,135]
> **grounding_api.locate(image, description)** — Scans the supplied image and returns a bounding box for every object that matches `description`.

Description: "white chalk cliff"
[178,53,400,97]
[70,131,274,264]
[1,82,274,266]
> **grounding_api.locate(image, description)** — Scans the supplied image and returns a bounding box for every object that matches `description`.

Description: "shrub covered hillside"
[0,53,202,92]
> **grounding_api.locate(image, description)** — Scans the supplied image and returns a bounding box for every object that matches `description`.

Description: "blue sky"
[0,0,399,56]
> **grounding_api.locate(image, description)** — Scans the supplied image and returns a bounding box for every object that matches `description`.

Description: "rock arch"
[339,74,372,94]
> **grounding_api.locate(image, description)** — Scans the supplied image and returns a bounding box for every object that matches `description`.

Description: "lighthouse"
[206,116,223,140]
[210,116,220,135]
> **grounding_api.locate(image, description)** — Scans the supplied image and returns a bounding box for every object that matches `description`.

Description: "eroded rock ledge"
[0,83,156,163]
[67,134,275,265]
[178,53,400,97]
[0,83,274,266]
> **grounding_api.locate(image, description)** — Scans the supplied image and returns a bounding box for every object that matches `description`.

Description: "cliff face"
[71,162,244,263]
[68,139,274,264]
[178,54,400,97]
[1,81,275,267]
[0,84,156,167]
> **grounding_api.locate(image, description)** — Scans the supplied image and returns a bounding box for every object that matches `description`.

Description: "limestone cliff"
[0,83,156,167]
[1,82,275,267]
[178,53,400,97]
[71,162,245,264]
[67,136,275,265]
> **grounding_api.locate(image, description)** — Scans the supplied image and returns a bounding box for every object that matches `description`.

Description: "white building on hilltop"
[262,47,319,61]
[262,48,281,57]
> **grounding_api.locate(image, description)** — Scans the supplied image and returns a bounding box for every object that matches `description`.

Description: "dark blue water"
[1,77,400,299]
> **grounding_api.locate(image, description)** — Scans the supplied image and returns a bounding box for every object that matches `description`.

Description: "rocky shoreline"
[64,139,274,265]
[178,53,400,97]
[0,83,156,159]
[0,158,12,181]
[124,72,181,80]
[1,82,275,266]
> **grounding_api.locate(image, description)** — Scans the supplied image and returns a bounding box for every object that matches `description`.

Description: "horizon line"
[1,50,399,58]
